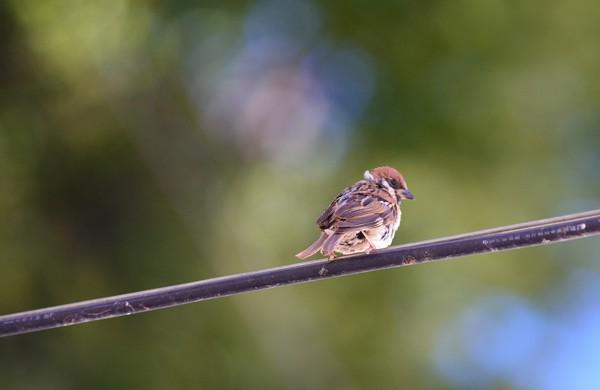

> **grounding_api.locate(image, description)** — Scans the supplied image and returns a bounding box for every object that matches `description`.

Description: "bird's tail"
[296,232,328,259]
[321,233,343,258]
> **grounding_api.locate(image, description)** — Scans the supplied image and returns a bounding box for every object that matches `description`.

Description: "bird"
[296,166,414,260]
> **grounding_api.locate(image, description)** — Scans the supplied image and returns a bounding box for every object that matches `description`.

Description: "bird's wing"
[318,189,397,234]
[333,196,396,233]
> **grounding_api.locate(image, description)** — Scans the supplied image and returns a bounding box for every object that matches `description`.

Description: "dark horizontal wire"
[1,210,600,338]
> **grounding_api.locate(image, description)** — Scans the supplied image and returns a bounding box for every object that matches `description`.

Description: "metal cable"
[1,209,599,337]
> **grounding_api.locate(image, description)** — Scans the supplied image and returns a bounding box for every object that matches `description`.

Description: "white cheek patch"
[364,170,375,181]
[381,179,391,189]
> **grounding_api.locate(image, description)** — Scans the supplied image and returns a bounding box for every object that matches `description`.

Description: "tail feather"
[321,233,343,257]
[296,233,328,259]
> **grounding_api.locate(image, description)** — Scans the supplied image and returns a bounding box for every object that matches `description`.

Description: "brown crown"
[370,166,408,189]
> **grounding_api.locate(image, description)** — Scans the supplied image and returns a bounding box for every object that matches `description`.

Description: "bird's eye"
[389,179,399,189]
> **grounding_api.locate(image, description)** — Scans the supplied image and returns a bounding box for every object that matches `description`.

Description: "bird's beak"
[399,189,414,200]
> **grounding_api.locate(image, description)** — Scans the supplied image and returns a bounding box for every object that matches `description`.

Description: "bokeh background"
[1,0,600,388]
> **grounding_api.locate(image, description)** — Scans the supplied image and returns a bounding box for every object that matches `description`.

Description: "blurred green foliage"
[1,0,599,389]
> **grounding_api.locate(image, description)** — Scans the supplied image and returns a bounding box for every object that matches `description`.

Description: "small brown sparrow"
[296,166,414,260]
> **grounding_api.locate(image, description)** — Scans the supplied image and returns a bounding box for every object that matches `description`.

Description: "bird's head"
[364,166,414,201]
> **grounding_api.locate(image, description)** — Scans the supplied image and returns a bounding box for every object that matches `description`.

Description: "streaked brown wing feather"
[316,198,339,229]
[333,199,395,233]
[317,180,397,234]
[316,183,357,228]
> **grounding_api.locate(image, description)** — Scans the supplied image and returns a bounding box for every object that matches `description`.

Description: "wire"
[1,209,599,337]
